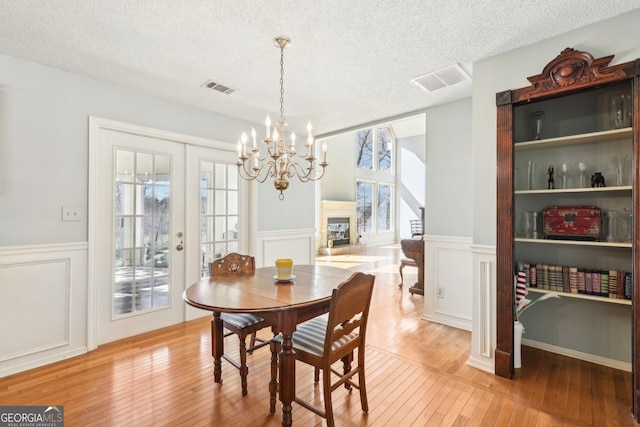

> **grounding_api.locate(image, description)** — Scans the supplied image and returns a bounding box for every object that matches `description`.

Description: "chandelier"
[236,37,328,200]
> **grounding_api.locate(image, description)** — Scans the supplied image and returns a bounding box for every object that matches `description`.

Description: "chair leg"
[314,367,320,383]
[238,336,249,396]
[322,366,335,427]
[342,353,353,391]
[358,348,369,413]
[399,263,404,288]
[247,332,257,355]
[269,341,278,414]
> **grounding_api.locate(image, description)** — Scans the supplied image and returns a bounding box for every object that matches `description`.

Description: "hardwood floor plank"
[507,402,530,427]
[494,398,517,426]
[479,394,506,426]
[396,374,450,425]
[466,391,496,427]
[522,407,540,427]
[424,380,467,425]
[410,378,457,426]
[439,384,476,426]
[460,388,486,421]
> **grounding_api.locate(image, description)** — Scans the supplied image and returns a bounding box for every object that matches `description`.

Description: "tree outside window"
[356,129,373,169]
[356,181,373,233]
[377,184,392,231]
[377,127,393,174]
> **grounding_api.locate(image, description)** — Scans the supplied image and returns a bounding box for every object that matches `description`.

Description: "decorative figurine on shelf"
[547,165,555,189]
[591,172,606,187]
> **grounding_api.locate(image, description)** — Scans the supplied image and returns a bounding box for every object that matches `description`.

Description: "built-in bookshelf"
[494,49,640,420]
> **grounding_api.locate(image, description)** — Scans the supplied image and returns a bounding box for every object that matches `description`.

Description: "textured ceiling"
[2,1,640,136]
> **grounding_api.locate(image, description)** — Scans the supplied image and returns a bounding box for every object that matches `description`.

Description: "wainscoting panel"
[423,235,473,331]
[467,244,496,373]
[0,243,88,377]
[255,228,316,268]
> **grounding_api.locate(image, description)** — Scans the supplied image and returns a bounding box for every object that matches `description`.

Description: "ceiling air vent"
[411,64,470,92]
[202,80,236,95]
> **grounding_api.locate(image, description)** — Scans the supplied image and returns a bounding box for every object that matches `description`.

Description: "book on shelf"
[516,260,632,300]
[600,270,609,297]
[592,270,601,295]
[609,269,618,299]
[585,270,593,294]
[577,268,585,294]
[569,267,578,294]
[530,263,537,288]
[562,266,570,293]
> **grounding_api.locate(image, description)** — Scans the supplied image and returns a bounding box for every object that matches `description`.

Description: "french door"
[90,118,246,345]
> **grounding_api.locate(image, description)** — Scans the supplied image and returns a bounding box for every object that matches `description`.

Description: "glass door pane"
[200,162,239,277]
[114,149,171,317]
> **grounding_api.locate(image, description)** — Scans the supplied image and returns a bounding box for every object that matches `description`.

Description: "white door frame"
[88,117,248,350]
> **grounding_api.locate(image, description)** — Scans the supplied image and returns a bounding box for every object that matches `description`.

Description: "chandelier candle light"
[237,37,328,200]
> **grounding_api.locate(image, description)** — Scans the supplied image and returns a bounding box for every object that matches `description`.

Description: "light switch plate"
[62,206,82,222]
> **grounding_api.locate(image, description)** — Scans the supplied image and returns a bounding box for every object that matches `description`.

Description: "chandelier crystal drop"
[236,37,328,200]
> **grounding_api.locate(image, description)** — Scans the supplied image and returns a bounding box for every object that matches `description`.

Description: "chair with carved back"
[209,253,271,396]
[269,272,375,426]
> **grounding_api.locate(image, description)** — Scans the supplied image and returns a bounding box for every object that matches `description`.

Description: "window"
[355,126,395,234]
[357,127,393,173]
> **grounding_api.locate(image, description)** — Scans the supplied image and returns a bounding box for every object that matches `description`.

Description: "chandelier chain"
[279,44,285,121]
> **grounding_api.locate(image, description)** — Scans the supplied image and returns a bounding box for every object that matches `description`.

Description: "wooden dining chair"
[269,271,375,426]
[209,253,271,396]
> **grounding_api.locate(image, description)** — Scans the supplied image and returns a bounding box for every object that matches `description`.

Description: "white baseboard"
[521,337,631,372]
[466,354,495,373]
[0,347,87,378]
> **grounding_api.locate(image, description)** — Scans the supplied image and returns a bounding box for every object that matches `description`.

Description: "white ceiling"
[2,1,640,136]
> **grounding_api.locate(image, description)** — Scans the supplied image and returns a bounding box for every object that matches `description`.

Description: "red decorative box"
[542,205,601,240]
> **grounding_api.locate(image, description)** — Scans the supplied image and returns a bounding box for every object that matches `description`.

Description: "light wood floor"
[1,244,635,426]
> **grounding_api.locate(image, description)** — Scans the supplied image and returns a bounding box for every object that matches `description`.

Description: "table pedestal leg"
[211,312,224,383]
[279,312,296,427]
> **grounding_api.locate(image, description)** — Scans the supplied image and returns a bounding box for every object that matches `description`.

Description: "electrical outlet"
[62,206,82,222]
[436,288,444,298]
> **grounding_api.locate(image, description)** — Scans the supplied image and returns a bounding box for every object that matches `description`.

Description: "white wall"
[319,131,357,202]
[425,98,473,237]
[471,9,640,369]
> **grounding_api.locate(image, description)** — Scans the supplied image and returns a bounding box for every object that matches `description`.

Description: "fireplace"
[327,217,350,246]
[319,200,358,255]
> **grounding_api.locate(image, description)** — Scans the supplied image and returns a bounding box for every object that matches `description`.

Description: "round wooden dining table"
[183,264,353,427]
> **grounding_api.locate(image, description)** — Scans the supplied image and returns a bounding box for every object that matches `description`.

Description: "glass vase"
[531,111,545,140]
[608,93,632,129]
[577,162,588,188]
[605,211,618,242]
[611,155,630,186]
[524,161,536,190]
